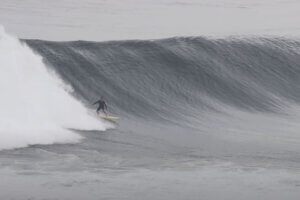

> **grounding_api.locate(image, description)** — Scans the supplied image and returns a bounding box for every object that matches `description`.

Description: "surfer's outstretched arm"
[93,100,99,105]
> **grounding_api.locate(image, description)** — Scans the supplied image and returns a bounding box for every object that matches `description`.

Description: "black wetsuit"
[93,100,107,113]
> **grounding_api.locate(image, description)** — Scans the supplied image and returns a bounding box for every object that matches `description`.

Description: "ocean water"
[1,21,300,200]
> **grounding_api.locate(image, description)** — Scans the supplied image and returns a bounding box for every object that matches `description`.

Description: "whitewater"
[0,27,111,150]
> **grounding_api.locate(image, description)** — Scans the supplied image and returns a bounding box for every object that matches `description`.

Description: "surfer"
[93,97,108,115]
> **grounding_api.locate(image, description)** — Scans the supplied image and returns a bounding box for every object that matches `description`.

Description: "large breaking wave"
[23,36,300,151]
[2,25,300,150]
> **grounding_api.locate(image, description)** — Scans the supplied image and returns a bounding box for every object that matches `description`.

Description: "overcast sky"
[1,0,300,41]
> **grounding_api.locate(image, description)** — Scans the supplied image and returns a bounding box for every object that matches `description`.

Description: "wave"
[24,36,300,121]
[2,25,300,150]
[0,27,110,150]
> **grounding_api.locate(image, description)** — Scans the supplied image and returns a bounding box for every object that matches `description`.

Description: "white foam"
[0,27,109,150]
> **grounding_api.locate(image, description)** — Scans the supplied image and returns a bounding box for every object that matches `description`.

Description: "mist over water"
[2,0,300,41]
[0,27,110,150]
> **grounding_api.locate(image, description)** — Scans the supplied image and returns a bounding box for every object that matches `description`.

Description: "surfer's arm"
[92,100,99,105]
[104,103,108,110]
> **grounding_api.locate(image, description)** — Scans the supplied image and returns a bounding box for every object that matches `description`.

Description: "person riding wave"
[93,97,108,115]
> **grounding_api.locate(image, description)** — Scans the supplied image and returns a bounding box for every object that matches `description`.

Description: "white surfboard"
[99,114,119,120]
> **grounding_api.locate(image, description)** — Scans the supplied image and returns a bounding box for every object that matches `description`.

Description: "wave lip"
[0,27,110,150]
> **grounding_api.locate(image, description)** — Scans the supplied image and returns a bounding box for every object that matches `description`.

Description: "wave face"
[0,28,110,150]
[25,37,300,121]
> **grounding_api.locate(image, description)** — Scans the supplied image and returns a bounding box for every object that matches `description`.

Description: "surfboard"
[99,114,119,120]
